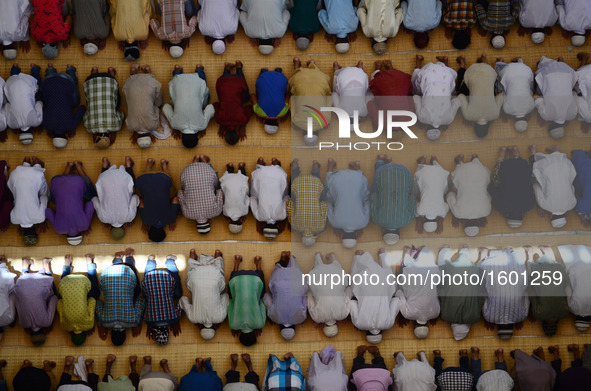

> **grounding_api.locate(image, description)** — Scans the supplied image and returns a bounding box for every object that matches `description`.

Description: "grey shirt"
[64,0,111,40]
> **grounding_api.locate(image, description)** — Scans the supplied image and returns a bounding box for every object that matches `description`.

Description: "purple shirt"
[12,271,57,331]
[46,175,95,236]
[263,257,308,326]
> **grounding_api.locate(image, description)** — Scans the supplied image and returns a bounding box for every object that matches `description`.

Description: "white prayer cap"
[258,45,274,55]
[514,119,528,132]
[366,332,382,344]
[549,126,565,139]
[229,221,243,234]
[464,225,480,237]
[264,124,279,134]
[323,324,338,337]
[304,133,318,146]
[507,219,523,228]
[531,32,545,44]
[3,48,17,60]
[414,323,429,339]
[572,34,586,47]
[302,235,316,247]
[19,133,33,145]
[451,323,470,340]
[84,43,98,55]
[212,40,226,55]
[383,232,399,245]
[137,136,151,149]
[335,42,350,53]
[53,137,68,148]
[491,35,506,49]
[372,42,387,55]
[67,235,83,246]
[169,45,184,58]
[200,328,216,340]
[296,37,310,50]
[551,216,567,228]
[423,221,437,233]
[280,327,295,340]
[342,238,357,249]
[426,128,441,140]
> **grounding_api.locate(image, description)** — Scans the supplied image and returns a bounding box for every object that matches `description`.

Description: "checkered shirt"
[287,175,327,235]
[83,75,124,134]
[263,355,305,391]
[178,162,223,224]
[475,0,519,33]
[142,269,181,325]
[150,0,198,43]
[437,371,474,391]
[443,0,477,30]
[96,264,145,327]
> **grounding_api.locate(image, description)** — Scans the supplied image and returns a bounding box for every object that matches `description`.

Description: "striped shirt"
[478,249,529,325]
[83,74,124,134]
[443,0,476,30]
[142,270,181,326]
[287,175,327,236]
[97,264,144,328]
[227,271,266,333]
[370,163,415,231]
[263,356,305,391]
[475,0,519,32]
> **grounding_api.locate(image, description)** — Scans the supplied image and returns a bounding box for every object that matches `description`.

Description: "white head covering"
[572,35,586,46]
[281,327,295,340]
[335,42,350,53]
[19,133,33,145]
[264,124,279,134]
[67,235,83,246]
[84,43,98,55]
[212,40,226,55]
[229,222,243,233]
[464,226,480,237]
[304,134,318,146]
[491,35,506,49]
[169,46,184,58]
[323,324,338,337]
[451,323,470,340]
[423,221,437,233]
[3,48,17,60]
[383,232,399,245]
[507,219,522,228]
[137,136,151,148]
[551,216,567,228]
[549,126,565,139]
[296,37,310,50]
[531,32,545,44]
[414,323,429,339]
[366,333,382,344]
[342,238,357,248]
[302,235,316,247]
[200,328,216,340]
[514,119,528,132]
[426,128,441,140]
[259,45,274,55]
[53,137,68,148]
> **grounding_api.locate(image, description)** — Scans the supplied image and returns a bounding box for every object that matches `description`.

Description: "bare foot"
[130,64,140,75]
[357,345,367,357]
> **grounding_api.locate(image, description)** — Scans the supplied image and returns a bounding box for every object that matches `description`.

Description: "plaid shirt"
[475,0,519,32]
[287,175,327,235]
[178,162,223,224]
[96,264,144,328]
[443,0,477,30]
[142,269,181,326]
[437,371,474,391]
[83,75,124,134]
[263,356,305,391]
[150,0,198,44]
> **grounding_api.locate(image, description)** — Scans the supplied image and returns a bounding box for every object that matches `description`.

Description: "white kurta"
[556,0,591,34]
[3,73,42,132]
[220,171,249,222]
[519,0,557,28]
[396,247,440,324]
[348,252,399,333]
[250,164,288,224]
[392,352,437,391]
[532,152,577,215]
[306,254,350,325]
[576,64,591,123]
[197,0,240,39]
[332,67,371,118]
[0,0,32,46]
[239,0,290,39]
[557,245,591,316]
[495,60,535,119]
[414,162,449,220]
[92,165,139,228]
[446,158,491,220]
[179,254,228,327]
[7,163,49,228]
[0,263,16,328]
[412,62,460,128]
[357,0,404,42]
[535,56,578,124]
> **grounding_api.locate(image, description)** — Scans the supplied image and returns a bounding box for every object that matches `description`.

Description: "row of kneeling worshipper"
[1,244,591,347]
[1,0,591,60]
[1,146,590,247]
[5,345,591,391]
[3,53,591,149]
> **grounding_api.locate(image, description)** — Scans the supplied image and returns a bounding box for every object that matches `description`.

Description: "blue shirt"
[179,362,222,391]
[318,0,359,38]
[401,0,442,32]
[255,71,289,118]
[572,150,591,214]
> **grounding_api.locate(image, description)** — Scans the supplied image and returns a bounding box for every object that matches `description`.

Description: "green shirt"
[289,0,320,35]
[528,261,570,322]
[228,272,266,333]
[57,274,95,334]
[438,263,486,325]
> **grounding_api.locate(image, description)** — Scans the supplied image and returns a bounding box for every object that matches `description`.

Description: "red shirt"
[368,69,414,124]
[213,76,253,129]
[31,0,71,43]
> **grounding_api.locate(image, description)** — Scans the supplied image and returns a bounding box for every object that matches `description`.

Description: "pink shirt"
[351,368,392,391]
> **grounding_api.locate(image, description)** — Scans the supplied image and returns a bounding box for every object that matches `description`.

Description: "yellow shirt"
[57,274,96,334]
[109,0,152,43]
